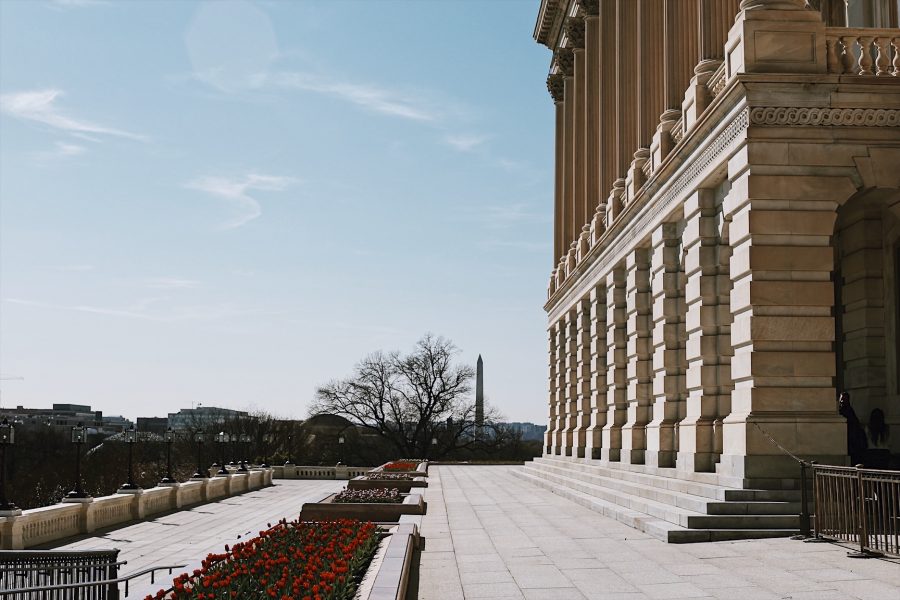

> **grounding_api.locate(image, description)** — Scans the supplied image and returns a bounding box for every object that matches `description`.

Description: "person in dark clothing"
[866,408,891,469]
[838,391,868,466]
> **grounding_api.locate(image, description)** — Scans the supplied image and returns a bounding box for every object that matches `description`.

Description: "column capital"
[740,0,806,9]
[564,17,585,49]
[555,48,575,76]
[547,73,565,103]
[579,0,599,17]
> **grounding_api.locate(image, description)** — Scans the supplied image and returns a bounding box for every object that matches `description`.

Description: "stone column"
[627,0,664,197]
[548,74,566,267]
[562,308,579,456]
[598,0,617,206]
[646,222,687,468]
[546,322,559,455]
[558,50,576,266]
[583,1,602,233]
[586,283,607,459]
[720,159,854,481]
[575,296,593,458]
[566,18,588,253]
[621,247,653,464]
[651,0,698,168]
[678,190,732,473]
[615,0,637,205]
[602,266,627,461]
[683,0,740,129]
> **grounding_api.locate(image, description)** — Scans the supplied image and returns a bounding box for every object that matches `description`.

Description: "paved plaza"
[417,466,900,600]
[47,479,345,598]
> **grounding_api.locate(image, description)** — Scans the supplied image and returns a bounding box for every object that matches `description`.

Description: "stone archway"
[833,187,900,452]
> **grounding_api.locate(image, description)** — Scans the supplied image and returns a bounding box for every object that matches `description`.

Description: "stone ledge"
[299,493,426,522]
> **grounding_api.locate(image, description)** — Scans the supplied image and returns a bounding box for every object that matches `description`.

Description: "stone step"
[522,463,799,530]
[529,460,801,515]
[534,456,802,502]
[514,469,796,544]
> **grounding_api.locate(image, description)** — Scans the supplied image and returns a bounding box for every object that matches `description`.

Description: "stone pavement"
[417,465,900,600]
[48,479,344,598]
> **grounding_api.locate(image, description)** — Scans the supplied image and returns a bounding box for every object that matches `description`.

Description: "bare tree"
[312,334,505,458]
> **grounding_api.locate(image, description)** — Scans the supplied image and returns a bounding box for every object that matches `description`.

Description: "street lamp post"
[0,418,19,512]
[192,431,206,478]
[66,423,88,499]
[430,436,438,460]
[228,434,236,467]
[337,435,345,465]
[238,434,250,472]
[215,432,230,475]
[119,425,140,491]
[284,434,293,465]
[160,427,176,484]
[261,433,274,467]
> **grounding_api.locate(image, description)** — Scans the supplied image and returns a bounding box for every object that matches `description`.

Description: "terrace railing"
[813,464,900,558]
[825,28,900,76]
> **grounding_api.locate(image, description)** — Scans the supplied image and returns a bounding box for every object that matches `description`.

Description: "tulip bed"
[382,461,421,472]
[332,488,401,504]
[145,518,379,600]
[364,473,412,480]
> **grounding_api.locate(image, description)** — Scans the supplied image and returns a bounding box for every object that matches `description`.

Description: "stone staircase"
[514,455,803,543]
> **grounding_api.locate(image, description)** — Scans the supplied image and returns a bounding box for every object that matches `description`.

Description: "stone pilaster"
[546,323,559,454]
[602,266,627,461]
[552,319,566,454]
[586,283,607,459]
[720,160,854,481]
[562,308,579,456]
[646,222,687,468]
[678,190,732,473]
[575,296,593,458]
[621,247,653,464]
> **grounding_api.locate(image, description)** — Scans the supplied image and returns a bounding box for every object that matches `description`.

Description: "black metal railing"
[814,464,900,558]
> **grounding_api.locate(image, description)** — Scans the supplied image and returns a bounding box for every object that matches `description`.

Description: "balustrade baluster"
[826,37,841,73]
[875,37,891,76]
[841,36,856,74]
[892,37,900,76]
[859,36,874,75]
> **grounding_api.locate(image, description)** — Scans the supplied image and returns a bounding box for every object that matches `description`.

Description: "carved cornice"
[534,0,565,47]
[749,106,900,127]
[555,48,575,76]
[547,74,566,103]
[564,16,585,48]
[580,0,599,17]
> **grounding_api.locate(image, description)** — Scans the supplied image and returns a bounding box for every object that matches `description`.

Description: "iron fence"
[0,549,120,599]
[813,464,900,558]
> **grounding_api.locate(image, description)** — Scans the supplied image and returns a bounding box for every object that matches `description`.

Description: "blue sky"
[0,0,553,423]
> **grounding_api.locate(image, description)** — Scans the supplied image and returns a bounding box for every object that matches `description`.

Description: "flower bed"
[145,518,378,600]
[333,488,401,504]
[365,473,412,481]
[383,461,420,472]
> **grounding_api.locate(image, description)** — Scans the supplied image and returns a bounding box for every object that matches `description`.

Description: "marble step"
[519,464,800,530]
[534,456,802,502]
[514,468,797,544]
[530,460,802,515]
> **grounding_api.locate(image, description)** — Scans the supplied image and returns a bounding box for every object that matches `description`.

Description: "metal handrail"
[0,563,186,598]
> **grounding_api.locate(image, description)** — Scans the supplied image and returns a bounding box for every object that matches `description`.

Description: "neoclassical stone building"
[522,0,900,540]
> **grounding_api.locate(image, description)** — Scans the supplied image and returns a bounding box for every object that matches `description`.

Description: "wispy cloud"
[0,89,145,141]
[5,297,271,323]
[143,277,202,290]
[185,173,296,228]
[444,133,489,153]
[267,72,438,122]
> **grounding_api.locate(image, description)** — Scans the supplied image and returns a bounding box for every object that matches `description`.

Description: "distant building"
[136,416,169,435]
[0,403,131,435]
[505,422,547,442]
[167,406,251,431]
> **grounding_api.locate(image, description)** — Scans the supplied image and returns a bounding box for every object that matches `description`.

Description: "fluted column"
[699,0,740,74]
[583,1,602,227]
[615,0,638,186]
[548,75,566,268]
[621,247,653,464]
[558,50,575,268]
[628,0,665,198]
[568,17,588,253]
[586,283,607,459]
[598,0,617,205]
[645,222,687,468]
[601,266,627,461]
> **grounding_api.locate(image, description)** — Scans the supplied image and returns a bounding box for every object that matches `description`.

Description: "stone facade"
[536,0,900,487]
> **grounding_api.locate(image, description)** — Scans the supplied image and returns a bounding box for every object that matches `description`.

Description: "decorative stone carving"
[564,16,585,49]
[749,106,900,127]
[555,48,575,76]
[579,0,599,17]
[547,74,565,103]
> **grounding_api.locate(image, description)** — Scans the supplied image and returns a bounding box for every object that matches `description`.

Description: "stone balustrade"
[0,468,273,550]
[273,464,369,480]
[826,28,900,76]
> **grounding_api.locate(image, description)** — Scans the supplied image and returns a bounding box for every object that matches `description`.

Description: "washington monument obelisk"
[475,355,484,429]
